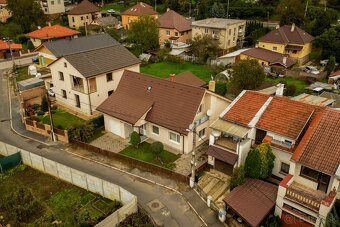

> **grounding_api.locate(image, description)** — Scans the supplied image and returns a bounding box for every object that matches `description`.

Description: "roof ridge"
[60,42,119,57]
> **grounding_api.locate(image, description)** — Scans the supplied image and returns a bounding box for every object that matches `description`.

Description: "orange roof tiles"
[292,108,340,175]
[0,0,6,4]
[256,97,317,140]
[121,2,157,16]
[158,9,191,32]
[0,40,22,50]
[26,25,80,40]
[223,91,269,126]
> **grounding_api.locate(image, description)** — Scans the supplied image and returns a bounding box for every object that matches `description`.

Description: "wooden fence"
[73,141,190,183]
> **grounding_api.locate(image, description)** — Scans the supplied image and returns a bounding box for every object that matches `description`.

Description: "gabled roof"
[242,48,296,68]
[258,25,314,45]
[0,0,7,4]
[0,40,22,50]
[97,70,206,135]
[224,179,278,227]
[292,108,340,175]
[68,0,100,15]
[42,33,118,57]
[172,71,206,87]
[158,10,191,32]
[26,25,80,40]
[121,2,157,16]
[256,96,317,140]
[61,45,140,78]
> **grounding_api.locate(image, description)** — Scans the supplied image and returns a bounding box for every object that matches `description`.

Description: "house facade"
[192,18,246,50]
[40,0,65,15]
[97,71,231,154]
[158,9,191,45]
[67,0,101,29]
[257,24,314,64]
[48,41,140,116]
[121,2,158,30]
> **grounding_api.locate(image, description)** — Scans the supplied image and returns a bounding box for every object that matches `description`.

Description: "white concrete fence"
[0,141,137,227]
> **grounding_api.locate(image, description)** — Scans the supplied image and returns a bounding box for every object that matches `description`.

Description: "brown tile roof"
[258,25,314,45]
[256,97,317,140]
[207,145,238,165]
[0,0,7,4]
[121,2,157,16]
[158,9,191,32]
[292,108,340,175]
[68,0,100,15]
[223,91,270,126]
[172,71,206,87]
[224,179,278,227]
[26,25,80,40]
[60,45,140,78]
[97,70,206,135]
[242,48,296,68]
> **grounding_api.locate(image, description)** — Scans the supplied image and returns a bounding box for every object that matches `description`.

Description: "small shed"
[17,77,44,91]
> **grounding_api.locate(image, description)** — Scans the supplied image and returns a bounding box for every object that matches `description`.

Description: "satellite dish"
[212,130,221,137]
[207,109,212,117]
[188,123,195,131]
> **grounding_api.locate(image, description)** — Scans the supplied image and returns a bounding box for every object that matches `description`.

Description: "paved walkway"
[90,132,129,153]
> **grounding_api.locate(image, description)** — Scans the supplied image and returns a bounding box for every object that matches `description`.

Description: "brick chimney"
[275,83,285,96]
[167,8,170,12]
[291,23,295,32]
[169,74,175,82]
[208,80,216,92]
[282,56,287,66]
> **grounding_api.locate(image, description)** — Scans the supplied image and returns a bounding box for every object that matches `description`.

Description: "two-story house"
[158,9,191,45]
[26,24,80,48]
[121,2,158,30]
[97,71,231,154]
[257,24,314,64]
[40,0,65,15]
[67,0,101,29]
[192,18,246,51]
[275,108,340,227]
[48,39,140,116]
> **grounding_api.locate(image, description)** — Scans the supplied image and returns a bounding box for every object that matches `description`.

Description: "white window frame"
[204,28,209,34]
[169,132,180,144]
[198,128,206,140]
[152,125,159,135]
[280,162,290,175]
[166,30,170,36]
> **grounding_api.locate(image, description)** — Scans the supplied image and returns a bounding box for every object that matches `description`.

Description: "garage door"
[281,211,313,227]
[109,119,121,136]
[215,160,233,175]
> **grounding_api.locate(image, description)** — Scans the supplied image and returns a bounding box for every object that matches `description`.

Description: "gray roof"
[18,78,44,91]
[43,33,118,57]
[63,45,141,78]
[192,18,245,29]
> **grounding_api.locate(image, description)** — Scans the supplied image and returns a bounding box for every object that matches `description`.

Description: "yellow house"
[257,24,314,64]
[121,2,158,30]
[67,0,101,29]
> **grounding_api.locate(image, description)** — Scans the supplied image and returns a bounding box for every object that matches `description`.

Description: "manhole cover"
[151,202,160,208]
[147,199,164,212]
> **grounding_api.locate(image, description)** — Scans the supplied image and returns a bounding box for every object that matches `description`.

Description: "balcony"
[214,137,237,151]
[72,85,85,93]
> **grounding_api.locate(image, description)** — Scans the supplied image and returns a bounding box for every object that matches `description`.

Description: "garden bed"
[0,165,122,226]
[119,142,179,170]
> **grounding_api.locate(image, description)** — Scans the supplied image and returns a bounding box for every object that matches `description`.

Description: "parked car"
[48,88,55,97]
[320,59,339,67]
[303,66,320,75]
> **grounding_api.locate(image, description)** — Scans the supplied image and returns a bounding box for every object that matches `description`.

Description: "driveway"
[90,132,129,153]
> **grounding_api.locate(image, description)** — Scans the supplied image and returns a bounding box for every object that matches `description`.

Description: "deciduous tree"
[314,26,340,63]
[228,165,245,190]
[276,0,304,26]
[209,2,225,18]
[189,34,220,63]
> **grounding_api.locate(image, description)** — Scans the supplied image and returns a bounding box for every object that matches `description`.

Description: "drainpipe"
[182,134,185,154]
[86,79,92,115]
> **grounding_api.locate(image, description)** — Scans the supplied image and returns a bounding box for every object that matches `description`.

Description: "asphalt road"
[0,70,222,227]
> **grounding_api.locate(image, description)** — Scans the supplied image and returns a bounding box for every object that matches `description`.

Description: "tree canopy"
[276,0,304,26]
[189,34,220,63]
[314,25,340,63]
[209,2,225,18]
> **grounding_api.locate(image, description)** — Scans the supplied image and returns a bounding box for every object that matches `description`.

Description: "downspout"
[86,79,93,115]
[182,134,185,154]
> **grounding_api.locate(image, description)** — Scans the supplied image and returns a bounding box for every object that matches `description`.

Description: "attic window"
[147,86,152,92]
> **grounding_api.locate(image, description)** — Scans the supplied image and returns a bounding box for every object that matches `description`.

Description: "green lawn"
[101,3,128,12]
[120,142,179,169]
[140,61,215,82]
[265,76,308,96]
[38,108,85,129]
[16,67,34,82]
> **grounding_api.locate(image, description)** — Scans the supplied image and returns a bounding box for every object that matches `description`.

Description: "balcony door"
[317,173,331,193]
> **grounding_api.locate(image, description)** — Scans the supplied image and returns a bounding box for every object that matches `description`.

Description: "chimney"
[48,22,51,27]
[282,56,287,65]
[275,83,285,96]
[208,80,216,92]
[167,8,170,12]
[291,23,295,32]
[169,74,175,82]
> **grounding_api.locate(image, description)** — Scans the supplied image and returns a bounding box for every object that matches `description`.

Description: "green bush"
[68,122,94,143]
[37,110,45,116]
[245,149,262,179]
[284,84,296,96]
[228,165,245,190]
[27,40,34,50]
[41,96,48,112]
[151,141,163,159]
[90,115,104,128]
[215,82,227,96]
[130,131,141,148]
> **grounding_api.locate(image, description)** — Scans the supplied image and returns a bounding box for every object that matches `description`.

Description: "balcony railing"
[214,137,237,151]
[72,85,85,93]
[194,114,209,127]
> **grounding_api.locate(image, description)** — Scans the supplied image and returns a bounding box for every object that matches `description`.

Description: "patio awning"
[285,45,303,51]
[210,118,249,138]
[207,145,238,165]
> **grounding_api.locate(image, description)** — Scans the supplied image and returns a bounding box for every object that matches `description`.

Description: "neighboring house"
[0,0,7,8]
[240,47,296,73]
[158,9,191,45]
[320,92,340,108]
[328,69,340,85]
[40,0,65,15]
[67,0,101,29]
[90,15,120,29]
[97,70,231,154]
[275,108,340,227]
[47,39,140,116]
[121,2,158,30]
[257,24,314,64]
[214,48,249,67]
[291,93,334,107]
[26,24,80,48]
[208,90,320,178]
[0,7,10,23]
[192,18,246,50]
[0,40,22,59]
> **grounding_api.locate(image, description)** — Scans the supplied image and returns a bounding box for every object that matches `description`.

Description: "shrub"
[284,84,296,96]
[90,115,104,128]
[68,122,94,143]
[151,141,163,159]
[245,149,261,179]
[215,82,227,96]
[31,103,40,111]
[41,96,48,112]
[130,131,141,148]
[27,40,34,50]
[228,165,245,190]
[37,110,45,116]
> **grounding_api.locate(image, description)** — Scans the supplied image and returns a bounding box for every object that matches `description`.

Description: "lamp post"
[186,123,197,188]
[3,37,17,91]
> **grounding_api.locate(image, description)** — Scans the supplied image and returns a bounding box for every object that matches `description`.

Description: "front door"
[139,124,147,136]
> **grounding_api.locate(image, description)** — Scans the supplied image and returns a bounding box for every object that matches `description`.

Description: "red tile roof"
[158,9,191,32]
[0,0,6,4]
[26,25,80,40]
[97,70,205,135]
[256,97,317,140]
[258,25,314,45]
[68,0,100,15]
[121,2,157,16]
[171,71,206,87]
[224,179,278,227]
[0,40,22,50]
[207,145,238,165]
[292,108,340,175]
[223,91,270,126]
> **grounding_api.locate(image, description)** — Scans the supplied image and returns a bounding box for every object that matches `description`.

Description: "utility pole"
[189,0,191,18]
[46,92,56,142]
[304,0,309,18]
[188,124,197,188]
[155,0,156,12]
[85,22,88,36]
[3,37,17,92]
[226,0,230,18]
